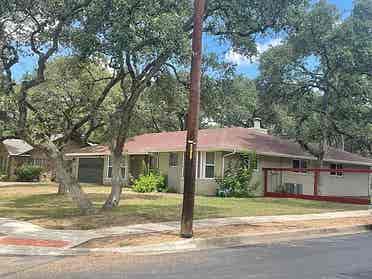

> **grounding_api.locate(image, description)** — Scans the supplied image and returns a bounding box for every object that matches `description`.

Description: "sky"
[218,0,354,78]
[11,0,353,81]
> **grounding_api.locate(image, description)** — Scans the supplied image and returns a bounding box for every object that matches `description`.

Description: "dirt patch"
[79,216,372,249]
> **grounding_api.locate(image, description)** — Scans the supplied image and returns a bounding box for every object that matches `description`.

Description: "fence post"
[314,170,319,196]
[264,169,268,196]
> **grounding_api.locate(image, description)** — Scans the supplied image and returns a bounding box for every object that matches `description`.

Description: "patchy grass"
[0,183,367,230]
[79,216,372,248]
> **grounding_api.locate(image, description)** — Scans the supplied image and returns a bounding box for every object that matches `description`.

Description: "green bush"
[15,165,43,182]
[216,152,260,198]
[132,172,167,193]
[0,171,7,181]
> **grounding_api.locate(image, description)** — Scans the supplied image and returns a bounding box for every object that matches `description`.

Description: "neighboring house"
[0,137,88,180]
[0,139,35,179]
[67,121,372,197]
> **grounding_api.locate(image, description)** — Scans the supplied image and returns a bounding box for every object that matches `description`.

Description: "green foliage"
[0,170,7,181]
[28,57,117,143]
[258,0,372,158]
[132,172,167,193]
[203,75,259,128]
[15,165,43,182]
[216,152,260,198]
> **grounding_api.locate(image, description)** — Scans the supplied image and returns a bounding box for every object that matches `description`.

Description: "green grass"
[0,183,367,230]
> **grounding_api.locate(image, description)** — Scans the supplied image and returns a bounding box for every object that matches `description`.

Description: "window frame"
[204,152,216,179]
[169,152,178,167]
[330,163,343,177]
[243,156,260,172]
[149,153,159,171]
[182,151,216,179]
[292,159,308,173]
[107,155,128,179]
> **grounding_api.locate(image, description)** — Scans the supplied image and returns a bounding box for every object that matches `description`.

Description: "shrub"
[0,171,7,181]
[132,172,167,193]
[216,152,260,198]
[15,165,43,182]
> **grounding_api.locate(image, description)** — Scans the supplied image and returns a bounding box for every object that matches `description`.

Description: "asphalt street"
[1,232,372,279]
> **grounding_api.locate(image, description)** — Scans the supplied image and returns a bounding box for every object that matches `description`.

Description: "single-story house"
[66,122,372,197]
[0,139,35,179]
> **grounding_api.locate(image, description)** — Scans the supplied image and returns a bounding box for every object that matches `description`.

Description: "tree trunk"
[46,142,95,215]
[58,183,68,195]
[102,107,132,210]
[102,149,124,209]
[17,90,28,138]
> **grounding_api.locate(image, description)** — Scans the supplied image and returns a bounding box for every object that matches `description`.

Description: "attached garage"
[78,158,104,184]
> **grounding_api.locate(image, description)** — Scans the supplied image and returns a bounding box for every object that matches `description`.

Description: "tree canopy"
[258,0,372,161]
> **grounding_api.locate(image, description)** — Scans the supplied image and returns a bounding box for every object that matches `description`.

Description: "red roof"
[68,127,372,166]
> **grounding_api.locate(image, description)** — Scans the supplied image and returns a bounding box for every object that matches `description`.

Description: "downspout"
[222,149,237,177]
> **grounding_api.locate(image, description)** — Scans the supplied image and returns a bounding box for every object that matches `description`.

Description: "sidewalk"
[0,210,371,256]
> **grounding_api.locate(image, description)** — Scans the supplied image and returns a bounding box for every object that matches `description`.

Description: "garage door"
[78,158,104,184]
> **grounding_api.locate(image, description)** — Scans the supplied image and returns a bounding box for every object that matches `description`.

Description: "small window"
[169,153,178,167]
[242,156,259,172]
[205,152,215,178]
[149,154,158,170]
[293,159,307,173]
[330,163,343,177]
[108,156,126,178]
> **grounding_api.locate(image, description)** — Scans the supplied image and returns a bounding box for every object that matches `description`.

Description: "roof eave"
[324,158,372,167]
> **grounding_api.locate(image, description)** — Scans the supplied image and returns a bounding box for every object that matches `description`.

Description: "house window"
[205,152,215,178]
[149,154,158,170]
[241,156,260,172]
[330,163,343,177]
[107,156,127,178]
[169,153,178,167]
[293,159,308,172]
[182,152,216,179]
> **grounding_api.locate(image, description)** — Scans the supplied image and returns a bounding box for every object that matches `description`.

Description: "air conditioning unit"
[285,183,303,195]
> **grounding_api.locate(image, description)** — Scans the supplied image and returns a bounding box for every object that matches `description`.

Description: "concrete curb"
[83,224,372,256]
[1,224,371,256]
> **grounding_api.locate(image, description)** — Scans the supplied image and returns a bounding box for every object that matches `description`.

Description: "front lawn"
[0,184,367,230]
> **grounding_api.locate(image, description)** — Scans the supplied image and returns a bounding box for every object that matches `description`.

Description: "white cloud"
[225,38,283,66]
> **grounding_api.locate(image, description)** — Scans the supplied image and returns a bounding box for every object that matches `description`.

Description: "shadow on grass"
[1,191,225,229]
[1,189,365,230]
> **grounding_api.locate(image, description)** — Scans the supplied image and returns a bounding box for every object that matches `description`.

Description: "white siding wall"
[319,163,370,197]
[265,159,370,197]
[283,171,314,195]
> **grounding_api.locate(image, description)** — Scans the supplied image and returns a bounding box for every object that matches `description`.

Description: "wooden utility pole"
[180,0,205,238]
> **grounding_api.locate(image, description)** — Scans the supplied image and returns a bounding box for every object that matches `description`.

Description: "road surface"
[1,232,372,278]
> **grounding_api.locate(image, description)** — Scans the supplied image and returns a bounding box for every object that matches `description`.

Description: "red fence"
[263,168,372,205]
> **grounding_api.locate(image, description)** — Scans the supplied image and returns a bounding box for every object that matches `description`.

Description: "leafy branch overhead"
[258,0,372,161]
